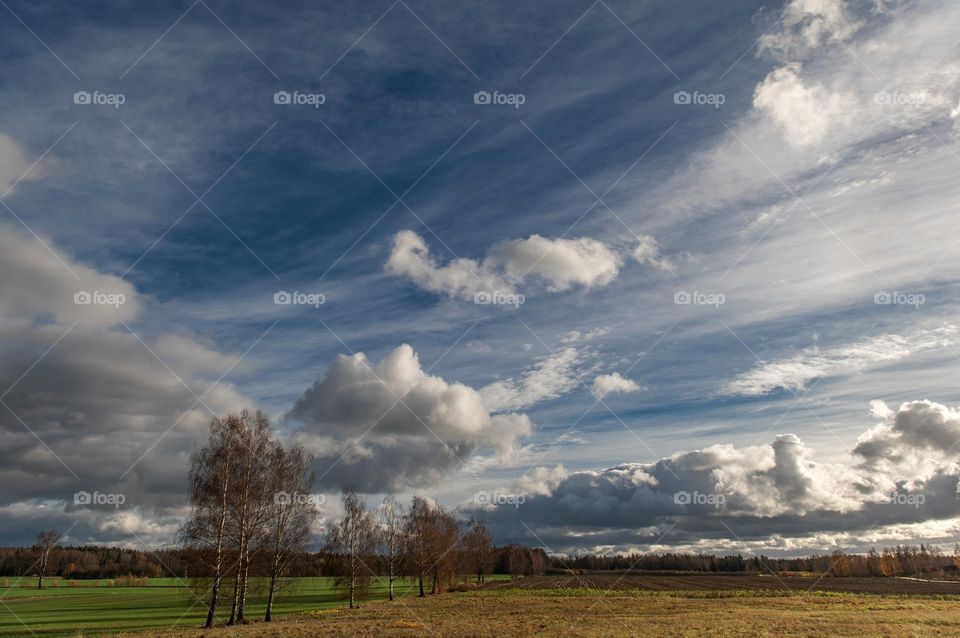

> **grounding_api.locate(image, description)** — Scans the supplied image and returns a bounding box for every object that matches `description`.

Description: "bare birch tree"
[263,443,316,622]
[33,530,59,590]
[326,490,378,609]
[182,415,239,628]
[225,410,273,625]
[378,495,404,601]
[404,496,431,597]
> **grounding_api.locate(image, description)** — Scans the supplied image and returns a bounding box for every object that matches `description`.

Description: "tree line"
[553,544,960,577]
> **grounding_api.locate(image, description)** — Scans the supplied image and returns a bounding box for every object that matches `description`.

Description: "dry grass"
[482,572,960,596]
[111,589,960,637]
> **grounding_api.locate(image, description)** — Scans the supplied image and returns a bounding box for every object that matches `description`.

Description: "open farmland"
[4,574,960,637]
[0,576,450,637]
[480,572,960,596]
[107,586,960,638]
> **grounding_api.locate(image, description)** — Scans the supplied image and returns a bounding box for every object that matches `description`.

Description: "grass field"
[4,574,960,637]
[112,587,960,637]
[0,575,451,637]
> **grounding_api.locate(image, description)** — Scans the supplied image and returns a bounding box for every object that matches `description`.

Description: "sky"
[2,0,960,557]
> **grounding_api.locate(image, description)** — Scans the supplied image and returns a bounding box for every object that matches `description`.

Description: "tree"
[404,496,432,597]
[182,414,239,628]
[403,497,460,594]
[426,507,459,593]
[326,490,378,609]
[507,544,528,579]
[378,496,405,601]
[181,410,275,627]
[33,531,60,589]
[463,520,493,583]
[263,443,316,622]
[224,410,273,625]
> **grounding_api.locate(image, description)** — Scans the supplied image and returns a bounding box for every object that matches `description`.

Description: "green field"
[0,575,463,637]
[6,574,960,637]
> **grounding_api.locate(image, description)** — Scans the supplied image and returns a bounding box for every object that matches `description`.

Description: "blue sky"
[2,0,960,555]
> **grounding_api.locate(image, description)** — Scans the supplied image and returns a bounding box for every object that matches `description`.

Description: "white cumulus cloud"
[386,230,672,301]
[591,372,642,399]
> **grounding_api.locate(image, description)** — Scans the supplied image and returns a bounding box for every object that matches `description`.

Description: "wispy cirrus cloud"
[722,327,957,397]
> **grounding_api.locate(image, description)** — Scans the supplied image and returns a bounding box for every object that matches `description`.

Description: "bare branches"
[181,410,317,627]
[32,530,60,590]
[324,490,379,609]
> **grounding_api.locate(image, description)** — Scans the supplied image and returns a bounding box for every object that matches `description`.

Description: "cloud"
[384,229,514,299]
[465,400,960,553]
[0,133,52,196]
[651,0,960,226]
[386,230,670,300]
[287,344,532,492]
[631,235,675,273]
[591,373,642,399]
[486,234,623,291]
[722,327,957,396]
[0,222,141,329]
[512,464,570,497]
[481,347,584,411]
[0,223,253,545]
[855,400,960,464]
[752,64,855,148]
[759,0,863,60]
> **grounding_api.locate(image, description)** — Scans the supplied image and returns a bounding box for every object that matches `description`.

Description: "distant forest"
[2,543,957,581]
[0,544,549,581]
[551,544,960,578]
